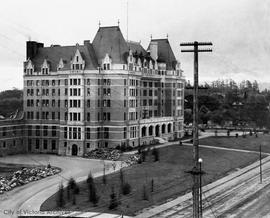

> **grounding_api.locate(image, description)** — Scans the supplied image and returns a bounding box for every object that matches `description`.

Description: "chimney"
[26,41,44,60]
[84,40,90,45]
[149,41,158,61]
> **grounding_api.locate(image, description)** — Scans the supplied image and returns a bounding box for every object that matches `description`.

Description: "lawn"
[199,134,270,153]
[41,144,262,216]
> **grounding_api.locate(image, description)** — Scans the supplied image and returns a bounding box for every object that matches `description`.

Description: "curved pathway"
[0,154,123,218]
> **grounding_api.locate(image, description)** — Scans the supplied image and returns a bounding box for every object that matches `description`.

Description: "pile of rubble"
[0,166,60,194]
[85,148,121,161]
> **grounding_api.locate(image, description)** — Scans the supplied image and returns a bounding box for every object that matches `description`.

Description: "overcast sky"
[0,0,269,91]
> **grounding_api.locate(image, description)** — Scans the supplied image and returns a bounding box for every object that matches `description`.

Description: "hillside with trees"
[185,79,270,129]
[0,89,23,118]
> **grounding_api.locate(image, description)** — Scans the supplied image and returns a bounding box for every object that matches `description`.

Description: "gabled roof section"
[30,44,98,71]
[148,39,177,70]
[127,41,147,56]
[92,26,129,65]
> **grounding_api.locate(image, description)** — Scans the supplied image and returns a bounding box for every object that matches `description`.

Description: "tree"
[109,186,118,210]
[56,183,65,207]
[103,165,107,184]
[122,182,131,195]
[87,173,99,206]
[152,147,159,162]
[142,185,148,200]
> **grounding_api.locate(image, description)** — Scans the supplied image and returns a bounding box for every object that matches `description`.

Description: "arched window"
[162,124,166,134]
[142,126,147,137]
[149,126,153,136]
[168,123,172,133]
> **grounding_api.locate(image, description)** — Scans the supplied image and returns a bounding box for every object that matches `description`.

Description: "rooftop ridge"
[126,40,141,45]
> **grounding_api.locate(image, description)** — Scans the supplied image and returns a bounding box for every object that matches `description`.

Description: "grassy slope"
[41,144,261,216]
[199,134,270,153]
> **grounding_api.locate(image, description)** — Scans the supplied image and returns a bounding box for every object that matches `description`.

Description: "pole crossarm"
[180,42,213,46]
[181,49,212,53]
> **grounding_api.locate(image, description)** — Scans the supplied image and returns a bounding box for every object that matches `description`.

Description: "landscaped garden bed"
[41,144,262,216]
[0,163,60,194]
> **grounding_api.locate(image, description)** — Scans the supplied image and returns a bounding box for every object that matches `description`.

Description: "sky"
[0,0,269,91]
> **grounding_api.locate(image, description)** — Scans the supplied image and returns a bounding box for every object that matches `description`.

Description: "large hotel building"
[0,25,185,156]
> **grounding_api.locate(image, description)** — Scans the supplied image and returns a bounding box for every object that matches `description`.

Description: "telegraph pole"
[181,41,212,218]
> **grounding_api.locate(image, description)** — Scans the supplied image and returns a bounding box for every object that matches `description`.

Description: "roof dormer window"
[41,59,50,75]
[25,59,34,75]
[57,58,64,71]
[102,53,112,71]
[71,48,85,71]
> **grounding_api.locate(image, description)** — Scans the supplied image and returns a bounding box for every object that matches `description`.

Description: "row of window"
[28,139,57,150]
[26,111,60,120]
[0,126,24,137]
[27,125,57,137]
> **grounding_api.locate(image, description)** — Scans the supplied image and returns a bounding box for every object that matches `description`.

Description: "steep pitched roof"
[30,44,98,71]
[92,26,129,64]
[127,41,147,56]
[148,39,177,70]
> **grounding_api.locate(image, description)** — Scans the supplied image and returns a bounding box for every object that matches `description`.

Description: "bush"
[56,183,65,207]
[68,177,76,190]
[109,187,118,210]
[142,185,148,201]
[122,182,131,195]
[103,167,107,185]
[141,150,146,162]
[74,185,80,195]
[120,144,126,152]
[89,181,99,206]
[126,146,133,151]
[72,193,76,205]
[120,169,124,187]
[87,173,93,184]
[67,186,70,201]
[152,147,159,162]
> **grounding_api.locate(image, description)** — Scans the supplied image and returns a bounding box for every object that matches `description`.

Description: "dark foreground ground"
[41,144,262,216]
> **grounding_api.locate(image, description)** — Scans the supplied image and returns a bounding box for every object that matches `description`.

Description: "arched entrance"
[72,144,78,156]
[155,125,160,137]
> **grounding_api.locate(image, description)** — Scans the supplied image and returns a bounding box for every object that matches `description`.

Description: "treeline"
[185,79,270,128]
[0,89,23,118]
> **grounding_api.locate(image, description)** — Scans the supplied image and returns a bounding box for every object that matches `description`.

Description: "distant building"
[0,25,185,156]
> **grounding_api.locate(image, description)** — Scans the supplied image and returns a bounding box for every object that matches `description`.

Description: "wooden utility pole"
[181,41,212,218]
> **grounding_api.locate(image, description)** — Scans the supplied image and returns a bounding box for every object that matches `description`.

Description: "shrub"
[68,177,76,190]
[72,193,76,205]
[67,185,70,201]
[56,183,65,207]
[89,181,99,206]
[152,147,159,162]
[103,168,107,185]
[87,173,93,184]
[120,144,126,152]
[142,185,148,201]
[141,150,146,162]
[109,187,118,210]
[120,169,124,187]
[74,185,80,195]
[122,182,131,195]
